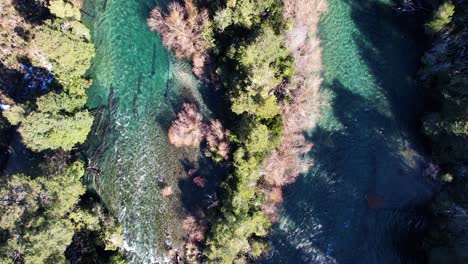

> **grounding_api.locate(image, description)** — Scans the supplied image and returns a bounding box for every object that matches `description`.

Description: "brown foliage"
[168,103,205,147]
[147,0,209,76]
[261,187,284,222]
[193,176,206,188]
[182,214,207,242]
[167,104,231,162]
[261,0,327,220]
[205,119,230,160]
[261,0,327,187]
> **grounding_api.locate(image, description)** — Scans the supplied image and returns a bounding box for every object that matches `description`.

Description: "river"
[265,0,434,263]
[81,0,211,262]
[82,0,434,263]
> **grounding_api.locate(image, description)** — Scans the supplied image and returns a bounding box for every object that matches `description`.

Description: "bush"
[148,0,210,76]
[168,103,205,147]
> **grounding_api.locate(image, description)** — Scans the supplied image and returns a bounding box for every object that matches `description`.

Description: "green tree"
[19,110,93,152]
[213,0,278,30]
[228,26,293,118]
[0,175,41,230]
[8,19,96,152]
[426,1,455,33]
[48,0,82,21]
[31,21,94,80]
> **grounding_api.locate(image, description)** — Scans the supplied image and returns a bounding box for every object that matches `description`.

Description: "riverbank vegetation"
[0,0,125,262]
[416,1,467,263]
[149,0,325,262]
[147,0,211,77]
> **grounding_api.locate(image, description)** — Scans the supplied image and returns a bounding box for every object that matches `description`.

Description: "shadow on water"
[265,0,434,263]
[266,79,434,264]
[345,0,428,139]
[265,2,436,262]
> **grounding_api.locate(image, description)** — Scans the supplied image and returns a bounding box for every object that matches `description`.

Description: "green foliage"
[421,3,468,263]
[205,0,295,261]
[0,175,41,230]
[231,93,279,118]
[0,161,126,263]
[9,19,96,152]
[48,0,82,20]
[244,123,271,154]
[213,0,279,30]
[420,1,468,165]
[31,21,95,80]
[426,1,455,33]
[36,89,88,114]
[207,210,270,264]
[2,104,26,125]
[228,26,293,118]
[0,162,84,263]
[19,110,93,151]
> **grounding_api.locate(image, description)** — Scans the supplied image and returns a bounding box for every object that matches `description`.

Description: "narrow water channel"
[265,0,434,263]
[82,0,209,262]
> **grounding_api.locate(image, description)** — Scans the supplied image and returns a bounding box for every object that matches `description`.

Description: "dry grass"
[148,0,209,76]
[261,0,327,216]
[168,103,205,147]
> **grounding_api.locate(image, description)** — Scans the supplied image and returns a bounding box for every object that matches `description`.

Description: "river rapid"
[82,0,434,263]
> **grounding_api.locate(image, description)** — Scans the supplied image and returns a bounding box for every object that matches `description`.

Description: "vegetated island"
[147,0,327,262]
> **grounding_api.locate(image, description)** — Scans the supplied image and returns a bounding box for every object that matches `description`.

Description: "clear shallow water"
[81,0,209,262]
[266,0,434,263]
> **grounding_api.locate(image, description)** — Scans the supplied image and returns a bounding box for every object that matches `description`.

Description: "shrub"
[148,0,210,76]
[183,214,207,242]
[205,119,230,161]
[168,103,205,147]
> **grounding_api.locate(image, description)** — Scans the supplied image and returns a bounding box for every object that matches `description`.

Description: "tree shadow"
[265,79,434,263]
[177,150,230,217]
[344,0,429,149]
[12,0,50,25]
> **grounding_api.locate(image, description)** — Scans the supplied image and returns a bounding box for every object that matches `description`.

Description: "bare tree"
[205,119,230,160]
[148,0,209,76]
[168,103,205,147]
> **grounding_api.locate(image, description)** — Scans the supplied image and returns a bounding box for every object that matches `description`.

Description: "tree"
[213,0,278,30]
[148,0,210,76]
[205,119,230,161]
[18,110,93,152]
[7,19,96,152]
[168,103,205,147]
[48,0,82,21]
[0,175,41,230]
[31,21,95,80]
[0,162,85,263]
[228,26,293,118]
[426,1,455,33]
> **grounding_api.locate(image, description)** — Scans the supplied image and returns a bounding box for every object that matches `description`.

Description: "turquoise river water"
[82,0,435,263]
